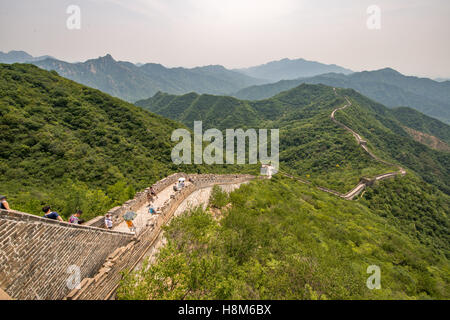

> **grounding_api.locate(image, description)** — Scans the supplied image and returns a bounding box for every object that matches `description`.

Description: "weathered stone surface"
[0,210,133,300]
[0,173,255,300]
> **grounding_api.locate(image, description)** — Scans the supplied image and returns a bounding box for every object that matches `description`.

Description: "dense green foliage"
[335,90,450,194]
[209,185,229,209]
[117,177,449,300]
[362,175,450,259]
[2,63,448,300]
[0,64,257,220]
[390,107,450,145]
[233,68,450,124]
[136,84,450,194]
[0,63,182,219]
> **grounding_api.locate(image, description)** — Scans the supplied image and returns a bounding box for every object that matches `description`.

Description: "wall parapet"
[67,173,255,300]
[0,173,255,300]
[84,173,188,229]
[0,210,134,300]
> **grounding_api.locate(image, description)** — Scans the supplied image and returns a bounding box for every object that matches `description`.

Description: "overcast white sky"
[1,0,449,78]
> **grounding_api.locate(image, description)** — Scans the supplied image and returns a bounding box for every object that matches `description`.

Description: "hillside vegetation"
[0,63,185,220]
[0,64,257,221]
[118,176,449,299]
[136,84,449,195]
[233,68,450,124]
[1,63,448,300]
[334,89,449,194]
[390,107,450,145]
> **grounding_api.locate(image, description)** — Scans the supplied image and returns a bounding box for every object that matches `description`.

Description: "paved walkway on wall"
[113,182,192,234]
[64,175,255,300]
[131,182,248,271]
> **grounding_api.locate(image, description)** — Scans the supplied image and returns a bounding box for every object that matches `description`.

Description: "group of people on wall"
[42,205,84,225]
[1,196,86,226]
[0,183,171,233]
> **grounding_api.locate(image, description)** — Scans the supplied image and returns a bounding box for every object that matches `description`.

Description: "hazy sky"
[1,0,449,78]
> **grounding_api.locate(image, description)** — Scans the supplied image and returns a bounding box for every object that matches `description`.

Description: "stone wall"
[0,209,134,300]
[84,173,187,229]
[0,173,254,300]
[67,174,255,300]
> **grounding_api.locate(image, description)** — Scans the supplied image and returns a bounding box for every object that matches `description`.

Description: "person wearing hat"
[0,195,10,210]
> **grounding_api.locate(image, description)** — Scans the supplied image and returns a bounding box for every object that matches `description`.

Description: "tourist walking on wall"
[148,204,156,215]
[105,213,113,229]
[69,210,83,224]
[42,206,64,221]
[123,211,137,233]
[126,219,136,233]
[150,186,158,200]
[0,195,10,210]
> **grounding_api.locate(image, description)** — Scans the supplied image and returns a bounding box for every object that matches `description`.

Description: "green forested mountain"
[390,107,450,145]
[0,63,261,220]
[0,63,222,220]
[32,54,265,102]
[333,90,449,193]
[233,68,450,124]
[130,85,450,300]
[234,57,353,82]
[137,84,450,195]
[1,63,448,300]
[118,176,449,299]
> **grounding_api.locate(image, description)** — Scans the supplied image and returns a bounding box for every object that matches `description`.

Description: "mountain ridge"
[233,68,450,124]
[234,57,353,82]
[0,50,53,64]
[11,53,267,102]
[137,83,450,195]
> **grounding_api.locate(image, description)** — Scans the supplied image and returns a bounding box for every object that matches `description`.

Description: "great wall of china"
[281,90,406,200]
[0,90,408,300]
[0,173,255,300]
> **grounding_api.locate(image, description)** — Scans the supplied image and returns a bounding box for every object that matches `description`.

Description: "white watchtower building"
[260,164,275,179]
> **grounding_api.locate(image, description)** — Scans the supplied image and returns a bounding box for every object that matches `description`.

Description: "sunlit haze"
[1,0,449,78]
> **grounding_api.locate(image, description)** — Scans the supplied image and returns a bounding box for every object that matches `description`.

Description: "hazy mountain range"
[234,57,353,82]
[1,51,355,102]
[435,78,450,82]
[0,50,53,64]
[30,54,268,102]
[234,68,450,124]
[2,51,449,124]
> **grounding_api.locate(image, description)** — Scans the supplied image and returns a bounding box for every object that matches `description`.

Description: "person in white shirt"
[105,214,113,229]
